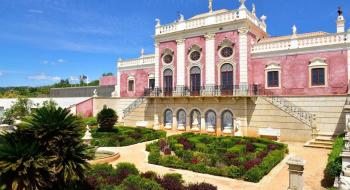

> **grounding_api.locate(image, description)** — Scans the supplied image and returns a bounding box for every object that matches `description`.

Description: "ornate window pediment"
[218,39,235,59]
[308,58,327,87]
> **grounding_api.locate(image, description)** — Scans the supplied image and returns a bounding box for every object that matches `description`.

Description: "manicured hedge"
[84,163,217,190]
[91,126,166,147]
[146,133,288,183]
[324,135,344,185]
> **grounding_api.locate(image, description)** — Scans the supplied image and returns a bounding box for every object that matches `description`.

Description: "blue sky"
[0,0,349,87]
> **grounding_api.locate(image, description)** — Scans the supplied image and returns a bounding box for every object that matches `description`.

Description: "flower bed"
[91,126,166,147]
[83,163,217,190]
[146,133,288,183]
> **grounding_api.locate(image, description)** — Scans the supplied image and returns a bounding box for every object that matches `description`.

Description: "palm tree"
[21,106,91,187]
[0,131,55,190]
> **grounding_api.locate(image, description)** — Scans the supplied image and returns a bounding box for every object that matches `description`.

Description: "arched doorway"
[205,110,216,133]
[177,109,186,131]
[190,66,201,96]
[163,69,173,96]
[221,63,234,95]
[221,110,234,134]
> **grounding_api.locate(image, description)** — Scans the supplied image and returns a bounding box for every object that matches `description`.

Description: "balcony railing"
[144,85,260,97]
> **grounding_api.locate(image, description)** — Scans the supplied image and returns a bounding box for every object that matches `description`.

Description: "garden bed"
[146,133,288,183]
[91,126,166,147]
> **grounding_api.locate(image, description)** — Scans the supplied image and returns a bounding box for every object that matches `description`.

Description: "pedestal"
[153,114,160,130]
[287,156,306,190]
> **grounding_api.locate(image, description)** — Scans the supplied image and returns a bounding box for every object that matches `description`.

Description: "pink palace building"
[109,0,350,144]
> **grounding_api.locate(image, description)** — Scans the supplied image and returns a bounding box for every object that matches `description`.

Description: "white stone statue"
[339,176,350,190]
[191,111,200,131]
[209,0,213,13]
[260,15,267,25]
[292,25,297,35]
[93,89,98,97]
[179,13,185,22]
[239,0,246,9]
[155,18,161,27]
[140,48,145,57]
[347,118,350,132]
[252,3,256,15]
[82,125,92,145]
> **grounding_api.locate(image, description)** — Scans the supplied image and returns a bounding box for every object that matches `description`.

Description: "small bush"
[97,106,118,131]
[141,171,158,180]
[83,117,98,126]
[324,135,344,184]
[186,182,217,190]
[149,150,161,164]
[159,173,184,190]
[224,166,243,178]
[117,175,164,190]
[243,167,263,183]
[115,162,139,181]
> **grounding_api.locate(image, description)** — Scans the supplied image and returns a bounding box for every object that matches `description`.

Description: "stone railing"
[156,8,266,36]
[252,32,349,54]
[118,54,155,68]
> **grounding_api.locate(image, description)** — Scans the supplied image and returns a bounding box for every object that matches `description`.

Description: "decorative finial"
[252,3,256,16]
[292,25,297,35]
[338,6,343,16]
[178,12,185,22]
[209,0,213,13]
[155,18,161,27]
[140,48,145,57]
[239,0,246,9]
[260,15,267,25]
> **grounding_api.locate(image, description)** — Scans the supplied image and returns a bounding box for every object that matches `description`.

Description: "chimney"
[337,7,345,33]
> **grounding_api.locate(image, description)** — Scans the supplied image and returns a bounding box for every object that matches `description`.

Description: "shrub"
[224,166,243,178]
[324,135,344,184]
[115,162,139,181]
[141,171,158,180]
[116,175,164,190]
[88,163,116,177]
[120,137,137,146]
[227,145,246,155]
[243,158,262,170]
[177,137,193,150]
[195,143,208,153]
[97,106,118,131]
[243,166,264,183]
[186,182,217,190]
[149,150,161,164]
[159,173,184,190]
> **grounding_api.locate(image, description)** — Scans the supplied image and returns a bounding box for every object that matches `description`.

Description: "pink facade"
[250,50,348,95]
[159,41,177,87]
[76,98,93,118]
[120,67,154,97]
[100,76,117,86]
[184,36,206,86]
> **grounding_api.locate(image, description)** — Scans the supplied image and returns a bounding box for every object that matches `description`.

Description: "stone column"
[238,28,248,86]
[154,43,160,87]
[205,33,216,87]
[176,39,185,88]
[153,99,160,130]
[287,157,306,190]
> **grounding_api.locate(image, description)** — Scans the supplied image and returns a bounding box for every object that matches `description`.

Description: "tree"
[0,106,91,189]
[96,106,118,131]
[2,98,33,125]
[42,99,58,109]
[0,131,55,190]
[21,106,91,188]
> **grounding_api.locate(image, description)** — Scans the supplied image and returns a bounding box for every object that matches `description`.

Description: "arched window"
[177,109,186,130]
[164,109,173,129]
[190,66,201,96]
[163,69,173,96]
[205,110,216,132]
[221,64,234,95]
[190,109,201,131]
[221,110,233,134]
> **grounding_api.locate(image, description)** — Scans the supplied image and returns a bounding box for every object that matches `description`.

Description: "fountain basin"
[88,148,120,165]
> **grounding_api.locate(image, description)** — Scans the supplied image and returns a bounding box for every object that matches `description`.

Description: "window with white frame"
[148,73,155,89]
[265,63,281,89]
[308,58,327,87]
[127,76,135,92]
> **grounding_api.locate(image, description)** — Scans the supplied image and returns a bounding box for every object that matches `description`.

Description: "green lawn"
[146,133,288,183]
[91,126,166,147]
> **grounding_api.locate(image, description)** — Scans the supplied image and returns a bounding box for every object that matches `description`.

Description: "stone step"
[315,136,335,142]
[309,139,333,146]
[304,143,333,149]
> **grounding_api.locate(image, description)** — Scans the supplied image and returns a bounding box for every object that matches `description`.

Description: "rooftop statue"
[209,0,213,13]
[292,25,297,35]
[252,3,256,15]
[338,6,343,16]
[239,0,246,9]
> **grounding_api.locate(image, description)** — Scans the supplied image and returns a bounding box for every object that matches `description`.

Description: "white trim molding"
[155,43,160,87]
[205,33,216,86]
[176,39,185,87]
[127,76,135,92]
[308,57,328,88]
[239,28,248,85]
[265,62,281,89]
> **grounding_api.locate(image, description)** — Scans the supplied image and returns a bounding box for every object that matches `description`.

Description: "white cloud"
[28,9,43,14]
[57,59,64,63]
[0,71,3,76]
[42,60,49,64]
[28,73,61,81]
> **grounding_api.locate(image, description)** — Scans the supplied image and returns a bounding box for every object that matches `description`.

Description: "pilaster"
[154,43,160,87]
[205,33,216,86]
[176,39,185,87]
[200,114,206,133]
[238,28,248,86]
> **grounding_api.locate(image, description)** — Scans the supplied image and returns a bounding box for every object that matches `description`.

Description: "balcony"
[144,85,262,98]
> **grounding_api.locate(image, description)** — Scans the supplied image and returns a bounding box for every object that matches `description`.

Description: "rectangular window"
[149,79,155,89]
[311,68,325,86]
[267,71,279,87]
[128,80,134,91]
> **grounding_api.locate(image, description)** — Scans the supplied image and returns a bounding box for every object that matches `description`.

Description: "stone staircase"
[304,132,335,149]
[122,96,146,119]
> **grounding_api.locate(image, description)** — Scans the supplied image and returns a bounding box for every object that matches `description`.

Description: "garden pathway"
[110,141,329,190]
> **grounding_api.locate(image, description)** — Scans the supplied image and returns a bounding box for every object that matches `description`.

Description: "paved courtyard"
[110,141,330,190]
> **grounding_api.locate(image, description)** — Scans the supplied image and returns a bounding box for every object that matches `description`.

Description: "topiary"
[115,162,139,181]
[159,173,184,190]
[97,106,118,132]
[186,182,217,190]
